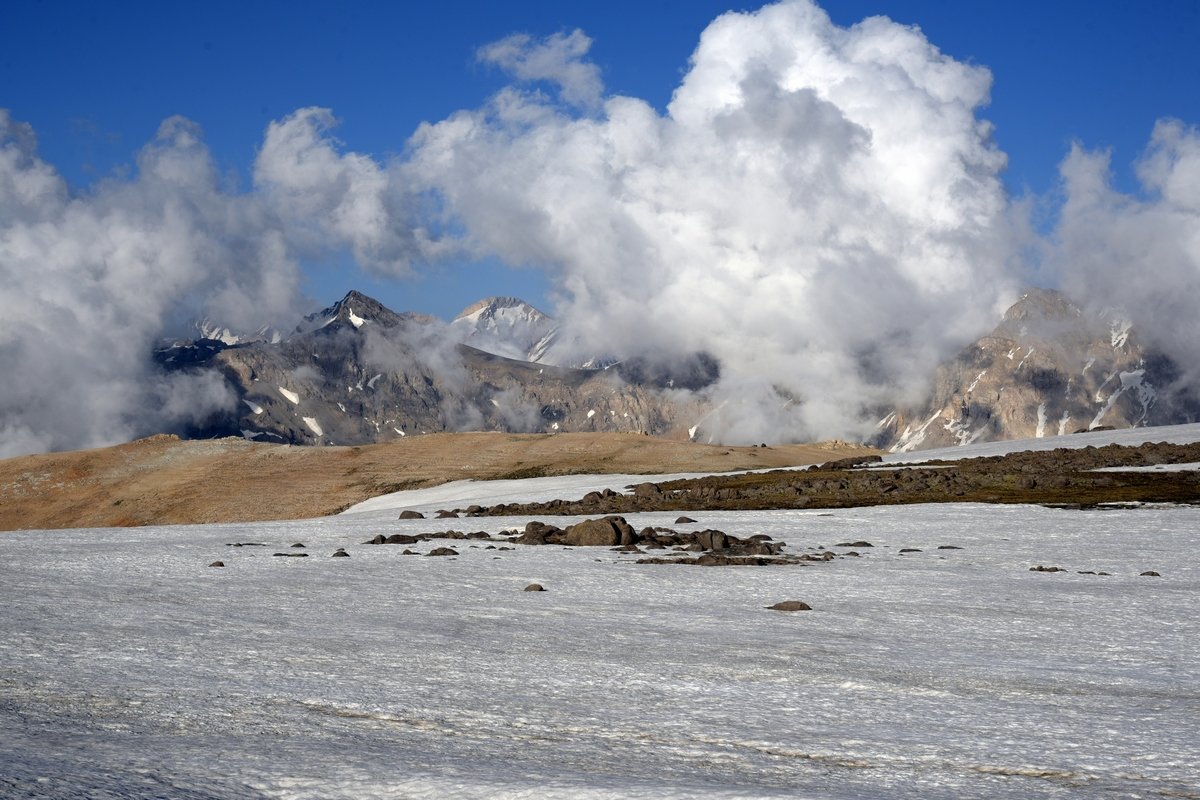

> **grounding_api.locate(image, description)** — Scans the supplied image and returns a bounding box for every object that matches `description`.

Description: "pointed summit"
[451,296,558,362]
[295,290,412,335]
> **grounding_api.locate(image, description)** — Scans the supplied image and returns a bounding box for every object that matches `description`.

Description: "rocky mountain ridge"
[873,289,1199,452]
[157,290,702,446]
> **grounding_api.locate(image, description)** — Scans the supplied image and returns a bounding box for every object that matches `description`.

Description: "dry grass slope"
[0,433,877,530]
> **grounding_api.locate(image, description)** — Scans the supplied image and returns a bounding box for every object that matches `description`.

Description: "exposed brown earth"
[0,433,876,530]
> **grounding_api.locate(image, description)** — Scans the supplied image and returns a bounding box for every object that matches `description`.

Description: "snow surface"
[7,425,1200,798]
[302,416,323,436]
[278,387,300,405]
[3,500,1198,799]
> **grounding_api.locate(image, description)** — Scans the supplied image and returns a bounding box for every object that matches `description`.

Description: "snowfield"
[4,428,1200,798]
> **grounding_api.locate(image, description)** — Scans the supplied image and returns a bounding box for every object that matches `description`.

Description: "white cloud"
[0,113,303,456]
[1055,119,1200,385]
[407,0,1022,442]
[477,29,604,110]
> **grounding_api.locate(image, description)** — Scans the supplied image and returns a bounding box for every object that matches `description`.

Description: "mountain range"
[156,288,1199,450]
[157,291,704,445]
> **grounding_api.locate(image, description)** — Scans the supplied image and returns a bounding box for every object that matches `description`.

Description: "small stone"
[426,547,458,557]
[835,541,873,548]
[937,545,964,550]
[208,561,225,568]
[273,552,309,558]
[1140,570,1161,577]
[899,548,922,553]
[766,600,812,612]
[435,510,459,519]
[398,510,425,520]
[523,583,546,592]
[290,542,306,548]
[1029,565,1065,572]
[332,549,350,558]
[675,516,697,524]
[402,549,420,555]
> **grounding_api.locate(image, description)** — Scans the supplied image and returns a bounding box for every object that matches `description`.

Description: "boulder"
[766,600,812,611]
[695,530,729,551]
[398,510,425,520]
[517,520,562,545]
[426,547,458,557]
[563,516,634,547]
[523,583,546,592]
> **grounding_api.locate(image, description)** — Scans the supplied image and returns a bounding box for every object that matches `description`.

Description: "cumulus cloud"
[477,29,604,110]
[8,0,1199,456]
[407,0,1022,442]
[1054,119,1200,385]
[0,106,430,457]
[254,107,445,273]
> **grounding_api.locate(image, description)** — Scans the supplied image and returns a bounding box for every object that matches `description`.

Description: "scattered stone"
[435,510,459,519]
[937,545,964,550]
[402,549,419,555]
[290,542,306,548]
[385,534,418,544]
[766,600,812,611]
[899,548,922,553]
[365,534,387,544]
[226,542,266,547]
[273,552,309,558]
[332,549,350,558]
[398,510,425,520]
[675,516,697,524]
[523,583,546,592]
[1029,565,1066,572]
[208,561,225,567]
[1140,570,1161,577]
[426,547,458,557]
[836,541,873,548]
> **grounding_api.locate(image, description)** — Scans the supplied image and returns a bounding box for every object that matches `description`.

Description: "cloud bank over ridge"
[2,0,1199,456]
[408,1,1022,440]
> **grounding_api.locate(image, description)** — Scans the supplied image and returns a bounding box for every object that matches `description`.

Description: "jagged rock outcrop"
[875,289,1199,451]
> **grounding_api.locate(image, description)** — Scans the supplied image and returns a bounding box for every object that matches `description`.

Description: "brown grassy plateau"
[0,433,877,530]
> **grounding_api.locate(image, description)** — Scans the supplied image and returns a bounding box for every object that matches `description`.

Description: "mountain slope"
[875,289,1199,451]
[158,290,704,445]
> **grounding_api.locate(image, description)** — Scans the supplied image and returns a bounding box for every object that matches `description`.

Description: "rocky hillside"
[157,291,704,446]
[875,289,1199,451]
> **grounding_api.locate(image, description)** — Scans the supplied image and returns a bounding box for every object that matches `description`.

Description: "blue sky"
[4,0,1198,318]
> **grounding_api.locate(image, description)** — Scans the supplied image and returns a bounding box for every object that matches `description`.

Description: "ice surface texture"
[3,500,1198,798]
